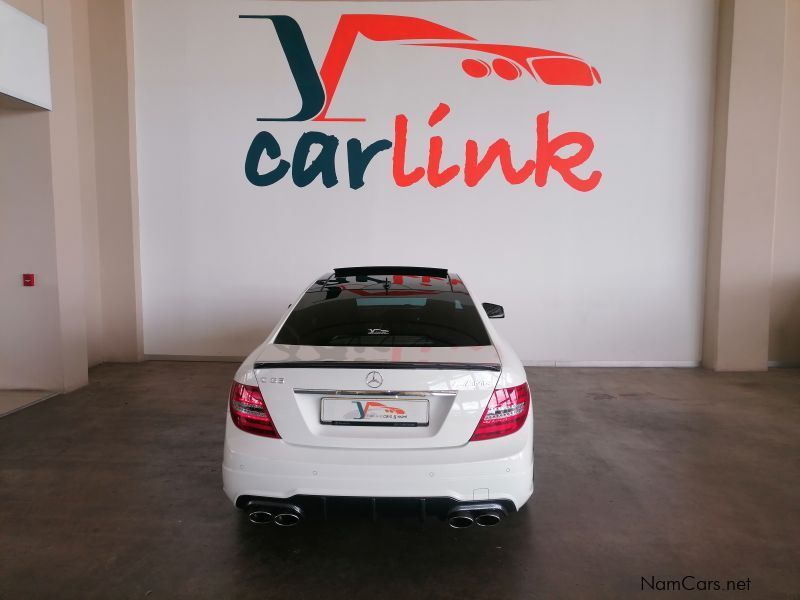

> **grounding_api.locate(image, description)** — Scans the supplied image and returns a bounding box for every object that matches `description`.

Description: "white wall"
[89,0,144,363]
[0,0,93,392]
[0,0,51,108]
[703,0,787,371]
[0,107,63,389]
[71,0,104,366]
[770,0,800,364]
[133,0,716,365]
[0,0,142,392]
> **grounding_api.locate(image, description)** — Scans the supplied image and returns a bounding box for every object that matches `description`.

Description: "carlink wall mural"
[242,14,603,191]
[134,0,716,366]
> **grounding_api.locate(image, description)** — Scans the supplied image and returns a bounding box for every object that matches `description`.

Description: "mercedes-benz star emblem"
[366,371,383,388]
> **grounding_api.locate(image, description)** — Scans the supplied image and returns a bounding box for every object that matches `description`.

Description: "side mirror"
[482,302,505,319]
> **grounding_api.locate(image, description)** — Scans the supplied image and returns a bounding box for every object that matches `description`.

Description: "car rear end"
[222,267,533,527]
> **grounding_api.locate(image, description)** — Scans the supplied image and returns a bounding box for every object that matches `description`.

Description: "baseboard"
[0,390,58,418]
[523,360,701,368]
[767,361,800,368]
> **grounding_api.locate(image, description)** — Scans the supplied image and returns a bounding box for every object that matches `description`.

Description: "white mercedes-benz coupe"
[222,267,533,528]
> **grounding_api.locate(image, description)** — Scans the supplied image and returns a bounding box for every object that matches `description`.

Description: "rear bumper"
[222,413,534,510]
[237,495,517,522]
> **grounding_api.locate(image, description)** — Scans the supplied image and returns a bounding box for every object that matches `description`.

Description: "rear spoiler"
[333,266,448,278]
[253,361,501,372]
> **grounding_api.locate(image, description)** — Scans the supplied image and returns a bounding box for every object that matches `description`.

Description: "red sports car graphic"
[422,42,601,85]
[241,14,601,122]
[317,14,601,121]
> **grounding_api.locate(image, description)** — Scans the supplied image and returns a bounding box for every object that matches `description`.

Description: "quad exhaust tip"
[447,503,507,529]
[246,501,303,526]
[474,511,503,527]
[248,510,273,525]
[274,512,301,527]
[448,514,475,529]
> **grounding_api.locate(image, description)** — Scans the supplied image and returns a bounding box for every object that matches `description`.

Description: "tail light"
[229,382,280,438]
[470,382,531,441]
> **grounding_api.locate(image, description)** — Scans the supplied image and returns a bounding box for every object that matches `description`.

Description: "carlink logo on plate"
[352,401,407,419]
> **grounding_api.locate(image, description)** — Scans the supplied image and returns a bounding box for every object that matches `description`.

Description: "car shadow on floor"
[228,505,538,598]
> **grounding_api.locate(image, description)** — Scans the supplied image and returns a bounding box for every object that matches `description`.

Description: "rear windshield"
[275,278,491,347]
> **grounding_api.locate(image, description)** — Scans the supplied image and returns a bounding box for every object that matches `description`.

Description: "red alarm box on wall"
[22,273,35,287]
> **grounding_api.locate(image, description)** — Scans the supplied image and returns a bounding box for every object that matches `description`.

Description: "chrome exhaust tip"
[447,502,508,529]
[448,513,475,529]
[274,512,302,527]
[474,511,503,527]
[248,510,273,525]
[244,500,304,526]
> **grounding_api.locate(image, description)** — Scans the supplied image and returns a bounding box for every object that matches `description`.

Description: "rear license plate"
[320,397,429,426]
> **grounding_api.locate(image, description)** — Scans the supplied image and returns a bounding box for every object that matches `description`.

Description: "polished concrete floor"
[0,362,798,599]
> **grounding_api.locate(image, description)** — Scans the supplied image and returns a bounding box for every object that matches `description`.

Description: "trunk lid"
[252,344,501,449]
